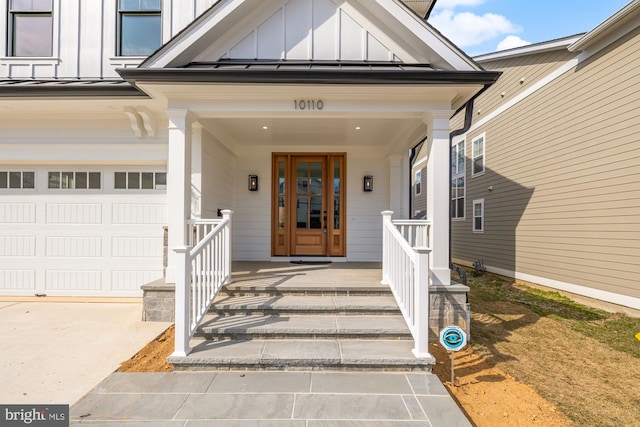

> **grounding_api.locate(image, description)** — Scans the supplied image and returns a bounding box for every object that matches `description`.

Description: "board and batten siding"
[0,0,218,79]
[452,26,640,305]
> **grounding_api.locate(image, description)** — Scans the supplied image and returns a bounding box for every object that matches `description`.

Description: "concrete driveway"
[0,300,171,405]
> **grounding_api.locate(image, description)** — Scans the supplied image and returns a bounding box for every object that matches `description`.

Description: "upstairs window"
[472,133,485,176]
[8,0,53,57]
[415,170,422,195]
[451,140,465,219]
[118,0,161,56]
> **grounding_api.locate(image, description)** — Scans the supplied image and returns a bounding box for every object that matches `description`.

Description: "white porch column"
[191,123,203,219]
[388,154,404,218]
[166,110,194,284]
[426,111,452,286]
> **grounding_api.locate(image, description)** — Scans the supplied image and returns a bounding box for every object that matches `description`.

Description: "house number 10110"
[294,100,324,110]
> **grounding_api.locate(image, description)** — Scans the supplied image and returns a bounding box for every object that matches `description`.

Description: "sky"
[429,0,633,56]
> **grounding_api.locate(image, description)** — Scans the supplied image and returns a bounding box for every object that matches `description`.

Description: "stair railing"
[381,211,432,358]
[173,210,233,357]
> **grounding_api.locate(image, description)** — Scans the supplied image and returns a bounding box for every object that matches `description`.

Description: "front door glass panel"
[296,161,323,230]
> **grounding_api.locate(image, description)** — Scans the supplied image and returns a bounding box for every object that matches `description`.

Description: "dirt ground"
[118,324,570,427]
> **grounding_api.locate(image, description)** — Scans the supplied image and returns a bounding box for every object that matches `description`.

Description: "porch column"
[165,110,194,284]
[426,112,452,286]
[191,123,203,219]
[388,154,404,218]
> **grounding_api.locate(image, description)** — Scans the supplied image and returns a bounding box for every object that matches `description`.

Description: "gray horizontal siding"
[452,26,640,300]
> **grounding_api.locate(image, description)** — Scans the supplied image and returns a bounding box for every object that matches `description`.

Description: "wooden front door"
[272,153,346,257]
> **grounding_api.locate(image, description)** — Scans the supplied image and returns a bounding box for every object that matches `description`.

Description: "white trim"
[465,56,581,136]
[474,35,582,62]
[569,0,640,52]
[472,198,484,233]
[471,132,485,177]
[483,264,640,311]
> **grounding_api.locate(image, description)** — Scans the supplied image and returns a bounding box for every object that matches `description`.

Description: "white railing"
[381,211,432,358]
[187,218,224,246]
[392,219,430,247]
[173,210,233,357]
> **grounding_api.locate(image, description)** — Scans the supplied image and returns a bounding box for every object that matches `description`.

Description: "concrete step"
[195,314,412,340]
[169,338,433,371]
[220,283,392,297]
[210,294,401,316]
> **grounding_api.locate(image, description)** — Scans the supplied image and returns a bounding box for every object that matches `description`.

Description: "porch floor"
[228,260,387,293]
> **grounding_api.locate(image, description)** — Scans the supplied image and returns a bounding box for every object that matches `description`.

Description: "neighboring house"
[438,0,640,311]
[0,0,499,297]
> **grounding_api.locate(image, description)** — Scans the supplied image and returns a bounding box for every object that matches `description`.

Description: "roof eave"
[569,0,640,52]
[0,83,146,98]
[118,68,500,86]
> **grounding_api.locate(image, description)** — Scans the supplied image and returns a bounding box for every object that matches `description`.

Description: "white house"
[0,0,498,299]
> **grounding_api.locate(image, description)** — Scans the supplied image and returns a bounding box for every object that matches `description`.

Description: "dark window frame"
[7,0,53,57]
[117,0,162,57]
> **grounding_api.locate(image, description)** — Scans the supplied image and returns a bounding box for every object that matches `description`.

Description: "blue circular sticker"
[439,326,467,351]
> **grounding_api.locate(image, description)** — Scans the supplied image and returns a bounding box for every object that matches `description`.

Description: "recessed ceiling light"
[355,126,361,130]
[262,126,269,130]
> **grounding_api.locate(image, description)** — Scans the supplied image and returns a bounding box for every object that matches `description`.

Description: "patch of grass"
[466,270,639,356]
[571,315,640,358]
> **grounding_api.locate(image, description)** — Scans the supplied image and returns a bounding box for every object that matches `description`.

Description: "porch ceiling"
[141,82,484,154]
[198,115,425,149]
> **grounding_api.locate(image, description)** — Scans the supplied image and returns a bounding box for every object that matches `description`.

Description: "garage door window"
[114,172,166,190]
[0,171,35,189]
[48,171,101,189]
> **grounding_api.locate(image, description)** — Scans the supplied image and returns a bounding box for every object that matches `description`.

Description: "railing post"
[412,247,433,359]
[172,245,192,358]
[221,210,233,285]
[381,211,393,285]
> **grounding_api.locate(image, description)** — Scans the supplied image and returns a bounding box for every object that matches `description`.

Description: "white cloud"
[430,9,522,48]
[433,0,486,10]
[496,35,531,51]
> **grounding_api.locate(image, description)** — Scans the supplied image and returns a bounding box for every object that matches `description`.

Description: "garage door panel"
[45,270,102,291]
[111,236,163,258]
[0,270,36,290]
[112,203,166,224]
[0,203,36,223]
[46,236,102,257]
[0,236,36,256]
[46,203,103,224]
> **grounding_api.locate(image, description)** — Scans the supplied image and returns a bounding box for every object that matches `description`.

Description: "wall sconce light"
[248,174,258,191]
[363,175,373,192]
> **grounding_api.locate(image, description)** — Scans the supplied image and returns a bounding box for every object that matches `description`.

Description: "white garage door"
[0,167,166,297]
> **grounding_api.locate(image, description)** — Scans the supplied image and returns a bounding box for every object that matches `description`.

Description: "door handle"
[323,211,327,233]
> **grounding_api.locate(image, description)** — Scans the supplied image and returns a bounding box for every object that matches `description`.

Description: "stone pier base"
[141,279,175,322]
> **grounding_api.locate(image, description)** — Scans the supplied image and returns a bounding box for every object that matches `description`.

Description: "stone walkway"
[70,371,472,426]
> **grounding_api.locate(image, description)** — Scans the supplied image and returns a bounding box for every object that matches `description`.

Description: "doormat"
[290,260,332,265]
